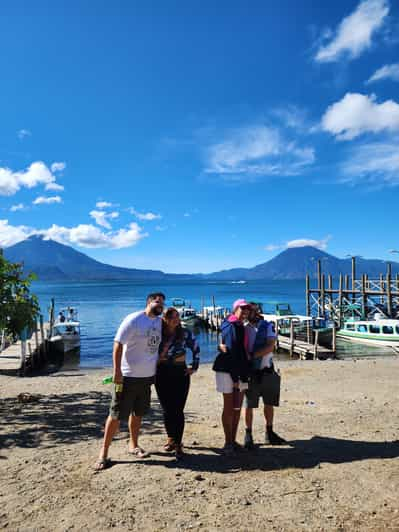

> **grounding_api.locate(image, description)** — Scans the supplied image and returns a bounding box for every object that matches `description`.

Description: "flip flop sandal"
[94,458,111,472]
[164,442,176,452]
[128,447,150,458]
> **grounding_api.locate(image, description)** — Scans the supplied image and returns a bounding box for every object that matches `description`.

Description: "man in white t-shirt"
[243,303,286,449]
[95,292,165,471]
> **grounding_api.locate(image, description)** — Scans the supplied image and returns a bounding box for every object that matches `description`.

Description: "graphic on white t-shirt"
[114,311,162,377]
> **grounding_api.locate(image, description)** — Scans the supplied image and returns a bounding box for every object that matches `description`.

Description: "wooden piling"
[387,263,392,317]
[338,274,343,328]
[289,320,295,358]
[332,325,337,353]
[313,330,319,360]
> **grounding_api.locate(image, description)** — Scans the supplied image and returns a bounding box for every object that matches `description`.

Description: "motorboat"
[262,302,334,348]
[171,298,198,326]
[337,315,399,346]
[50,307,81,352]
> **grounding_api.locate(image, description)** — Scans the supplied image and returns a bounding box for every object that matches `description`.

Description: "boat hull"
[337,331,399,347]
[49,334,80,353]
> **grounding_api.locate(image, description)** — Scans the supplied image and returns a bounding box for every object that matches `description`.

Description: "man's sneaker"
[221,443,235,456]
[233,441,246,452]
[244,430,255,450]
[265,429,287,445]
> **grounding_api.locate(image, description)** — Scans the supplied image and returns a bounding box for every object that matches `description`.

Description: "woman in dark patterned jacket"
[155,307,200,460]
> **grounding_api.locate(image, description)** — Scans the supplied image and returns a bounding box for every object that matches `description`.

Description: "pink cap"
[232,298,250,311]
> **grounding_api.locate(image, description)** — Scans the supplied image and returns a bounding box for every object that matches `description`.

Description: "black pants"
[155,363,190,445]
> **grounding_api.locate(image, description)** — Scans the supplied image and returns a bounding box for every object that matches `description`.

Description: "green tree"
[0,252,40,337]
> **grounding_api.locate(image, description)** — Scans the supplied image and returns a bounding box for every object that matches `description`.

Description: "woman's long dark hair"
[162,307,184,342]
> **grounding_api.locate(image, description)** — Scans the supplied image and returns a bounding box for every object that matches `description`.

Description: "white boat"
[50,307,81,352]
[337,316,399,346]
[262,302,334,347]
[171,298,198,326]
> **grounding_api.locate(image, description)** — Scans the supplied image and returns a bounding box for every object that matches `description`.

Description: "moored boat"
[50,307,81,352]
[337,317,399,346]
[171,298,198,326]
[262,302,334,348]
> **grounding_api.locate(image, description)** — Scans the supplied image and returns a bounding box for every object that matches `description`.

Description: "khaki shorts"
[109,376,153,420]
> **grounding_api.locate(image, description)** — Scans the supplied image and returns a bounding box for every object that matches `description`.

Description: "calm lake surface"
[32,279,396,368]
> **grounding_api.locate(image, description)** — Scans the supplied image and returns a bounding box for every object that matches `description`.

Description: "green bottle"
[102,375,113,385]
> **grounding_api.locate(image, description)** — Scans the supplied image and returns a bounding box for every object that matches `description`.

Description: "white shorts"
[215,371,249,394]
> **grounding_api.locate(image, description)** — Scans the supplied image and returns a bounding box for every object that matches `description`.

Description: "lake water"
[32,279,396,368]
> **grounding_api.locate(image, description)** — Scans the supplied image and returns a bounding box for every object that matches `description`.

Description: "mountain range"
[3,235,399,281]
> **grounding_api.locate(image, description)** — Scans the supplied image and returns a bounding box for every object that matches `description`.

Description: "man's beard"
[151,305,164,316]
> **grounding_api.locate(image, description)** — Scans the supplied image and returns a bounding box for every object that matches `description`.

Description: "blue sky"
[1,0,399,273]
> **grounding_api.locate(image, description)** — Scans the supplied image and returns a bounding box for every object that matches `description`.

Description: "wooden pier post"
[387,263,392,317]
[306,274,310,317]
[289,320,295,359]
[313,330,319,360]
[338,274,343,328]
[380,274,384,305]
[351,256,356,303]
[332,325,337,353]
[321,274,326,318]
[361,274,367,319]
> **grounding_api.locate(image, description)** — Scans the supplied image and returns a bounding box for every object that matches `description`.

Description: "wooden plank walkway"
[0,341,23,372]
[276,335,335,359]
[0,323,50,375]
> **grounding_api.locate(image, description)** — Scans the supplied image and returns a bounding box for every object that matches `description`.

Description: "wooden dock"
[276,334,335,360]
[0,320,50,376]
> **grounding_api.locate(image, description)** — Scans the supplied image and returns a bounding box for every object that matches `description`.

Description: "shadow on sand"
[0,391,174,451]
[115,436,399,474]
[1,390,398,474]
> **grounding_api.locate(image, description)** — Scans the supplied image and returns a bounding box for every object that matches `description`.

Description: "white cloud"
[265,244,281,252]
[89,210,119,229]
[183,213,190,218]
[128,207,161,221]
[342,138,399,185]
[286,237,331,250]
[96,201,110,209]
[45,182,64,192]
[0,218,147,249]
[266,236,331,252]
[155,225,167,231]
[205,125,315,181]
[315,0,389,63]
[51,162,66,173]
[367,63,399,84]
[33,195,62,205]
[0,161,61,196]
[321,93,399,140]
[10,203,25,212]
[44,222,147,249]
[17,129,31,140]
[0,219,31,247]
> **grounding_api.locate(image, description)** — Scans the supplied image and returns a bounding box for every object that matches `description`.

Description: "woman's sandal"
[128,446,150,458]
[164,441,176,452]
[94,457,111,472]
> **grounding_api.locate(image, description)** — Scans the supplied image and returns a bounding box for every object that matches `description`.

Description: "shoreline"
[1,358,399,531]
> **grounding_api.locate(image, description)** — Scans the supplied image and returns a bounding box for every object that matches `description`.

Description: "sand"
[1,357,399,531]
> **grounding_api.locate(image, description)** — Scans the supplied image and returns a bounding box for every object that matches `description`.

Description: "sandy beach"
[1,357,399,531]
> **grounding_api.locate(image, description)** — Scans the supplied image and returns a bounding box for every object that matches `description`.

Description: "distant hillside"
[4,235,174,281]
[204,246,399,280]
[3,237,399,281]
